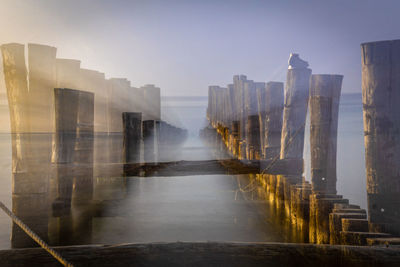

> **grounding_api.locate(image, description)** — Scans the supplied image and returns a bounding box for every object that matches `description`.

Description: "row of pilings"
[0,43,187,248]
[206,43,400,246]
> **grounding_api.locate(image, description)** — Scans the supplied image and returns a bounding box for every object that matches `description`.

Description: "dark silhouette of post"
[53,88,79,207]
[143,120,157,163]
[123,112,142,163]
[73,90,95,203]
[361,40,400,235]
[309,74,343,194]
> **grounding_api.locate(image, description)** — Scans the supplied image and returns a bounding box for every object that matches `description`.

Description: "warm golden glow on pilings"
[1,43,57,248]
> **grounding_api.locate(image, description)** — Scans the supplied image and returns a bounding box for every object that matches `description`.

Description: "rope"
[0,201,74,267]
[260,123,306,175]
[234,123,307,198]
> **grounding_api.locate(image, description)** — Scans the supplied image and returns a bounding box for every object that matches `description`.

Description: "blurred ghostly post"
[277,54,311,214]
[143,120,157,162]
[52,88,79,209]
[227,84,236,153]
[28,43,57,134]
[256,85,267,158]
[244,81,263,160]
[280,54,311,162]
[309,74,343,194]
[123,112,142,163]
[79,69,108,180]
[263,82,284,160]
[361,40,400,235]
[141,84,160,162]
[142,84,161,121]
[28,43,57,200]
[1,43,49,247]
[55,59,81,89]
[107,78,130,175]
[233,75,247,159]
[73,90,94,203]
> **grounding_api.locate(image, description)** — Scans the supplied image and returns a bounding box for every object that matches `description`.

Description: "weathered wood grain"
[0,242,399,267]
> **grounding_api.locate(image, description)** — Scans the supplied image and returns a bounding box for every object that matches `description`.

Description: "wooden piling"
[72,90,94,203]
[361,40,400,235]
[1,43,51,247]
[246,115,261,159]
[122,112,142,163]
[233,75,247,145]
[264,82,284,160]
[280,67,311,161]
[27,43,57,134]
[309,74,343,194]
[277,60,311,216]
[143,120,157,163]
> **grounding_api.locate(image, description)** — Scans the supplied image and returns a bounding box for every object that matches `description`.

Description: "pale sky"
[0,0,399,96]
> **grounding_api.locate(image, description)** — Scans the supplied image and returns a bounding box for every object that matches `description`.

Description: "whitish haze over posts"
[1,0,400,96]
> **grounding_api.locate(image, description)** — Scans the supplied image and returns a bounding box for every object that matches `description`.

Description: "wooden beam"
[0,242,399,267]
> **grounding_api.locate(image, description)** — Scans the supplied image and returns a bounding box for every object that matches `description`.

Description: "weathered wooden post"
[143,120,157,163]
[361,40,400,235]
[264,82,284,160]
[256,86,267,158]
[280,54,311,162]
[106,78,130,177]
[73,90,94,203]
[277,54,311,210]
[52,88,79,216]
[2,43,48,247]
[243,80,256,159]
[246,115,260,160]
[307,74,347,244]
[233,75,247,158]
[309,74,343,194]
[122,112,142,163]
[27,43,57,134]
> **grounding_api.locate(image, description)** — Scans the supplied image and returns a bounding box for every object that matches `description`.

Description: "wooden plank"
[0,242,399,267]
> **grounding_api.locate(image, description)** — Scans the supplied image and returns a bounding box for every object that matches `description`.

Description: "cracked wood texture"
[361,40,400,235]
[309,74,343,194]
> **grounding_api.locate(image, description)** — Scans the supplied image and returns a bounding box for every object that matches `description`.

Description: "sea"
[0,93,367,249]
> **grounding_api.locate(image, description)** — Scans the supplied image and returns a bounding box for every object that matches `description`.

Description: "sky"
[0,0,399,96]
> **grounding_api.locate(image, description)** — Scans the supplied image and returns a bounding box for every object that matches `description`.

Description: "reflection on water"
[92,174,301,244]
[0,155,303,248]
[0,94,367,249]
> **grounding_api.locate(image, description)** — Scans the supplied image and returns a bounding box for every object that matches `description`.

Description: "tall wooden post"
[264,82,284,160]
[2,43,50,247]
[277,55,311,213]
[309,74,343,194]
[280,67,311,161]
[52,88,80,209]
[73,90,94,204]
[257,85,267,158]
[233,75,247,145]
[361,40,400,235]
[123,112,142,163]
[27,43,57,134]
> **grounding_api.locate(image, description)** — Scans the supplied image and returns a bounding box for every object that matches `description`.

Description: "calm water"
[0,93,367,249]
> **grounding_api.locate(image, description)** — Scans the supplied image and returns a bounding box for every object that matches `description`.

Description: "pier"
[0,40,399,266]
